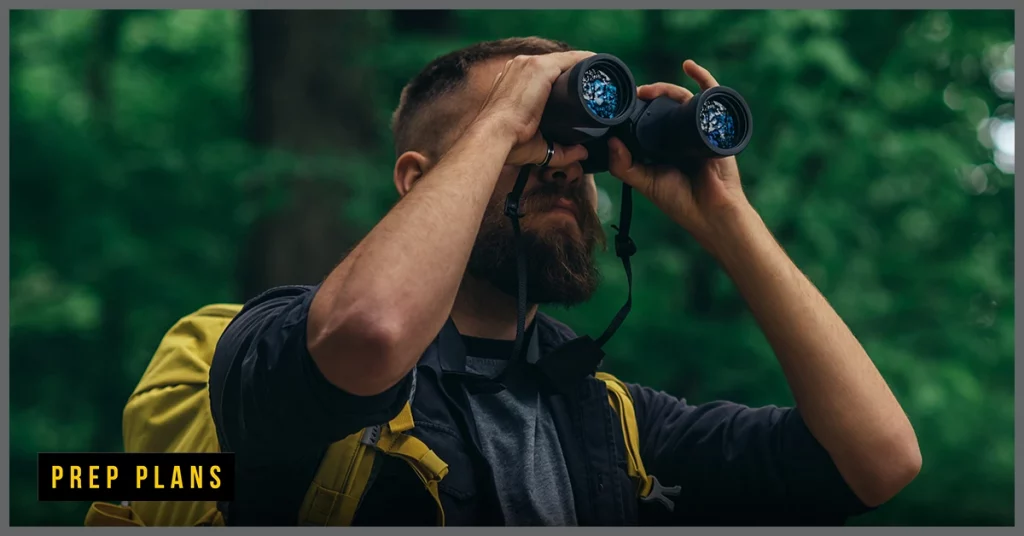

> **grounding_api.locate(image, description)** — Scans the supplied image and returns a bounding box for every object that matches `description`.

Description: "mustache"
[520,181,593,218]
[516,180,607,250]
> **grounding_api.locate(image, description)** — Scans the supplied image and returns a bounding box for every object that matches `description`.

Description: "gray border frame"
[3,3,1019,533]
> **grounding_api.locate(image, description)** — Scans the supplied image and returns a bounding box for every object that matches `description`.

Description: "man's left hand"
[608,61,923,508]
[607,60,753,255]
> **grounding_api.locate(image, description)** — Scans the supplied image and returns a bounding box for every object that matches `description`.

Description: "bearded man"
[208,37,921,527]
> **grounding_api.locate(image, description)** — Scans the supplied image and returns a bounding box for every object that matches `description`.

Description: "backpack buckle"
[640,475,681,512]
[360,425,382,447]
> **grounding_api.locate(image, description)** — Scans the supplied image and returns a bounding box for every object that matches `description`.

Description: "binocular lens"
[582,66,623,120]
[543,53,751,168]
[700,95,742,150]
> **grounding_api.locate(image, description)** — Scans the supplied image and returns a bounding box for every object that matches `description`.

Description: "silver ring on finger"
[537,140,555,168]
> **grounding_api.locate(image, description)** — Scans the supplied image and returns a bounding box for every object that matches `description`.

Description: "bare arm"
[609,60,920,508]
[306,51,596,396]
[710,204,922,507]
[307,121,513,396]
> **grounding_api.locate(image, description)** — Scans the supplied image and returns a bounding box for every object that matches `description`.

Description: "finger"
[509,134,587,168]
[539,50,597,74]
[606,137,652,191]
[682,60,719,90]
[637,82,694,103]
[545,142,589,168]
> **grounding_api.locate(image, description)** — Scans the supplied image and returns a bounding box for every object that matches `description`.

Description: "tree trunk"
[85,11,131,452]
[642,11,719,316]
[85,10,128,134]
[241,10,382,299]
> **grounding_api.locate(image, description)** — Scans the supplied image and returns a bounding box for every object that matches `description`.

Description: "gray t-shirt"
[461,330,578,526]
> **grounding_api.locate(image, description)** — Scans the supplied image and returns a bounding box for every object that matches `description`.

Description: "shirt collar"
[421,313,601,388]
[432,316,543,377]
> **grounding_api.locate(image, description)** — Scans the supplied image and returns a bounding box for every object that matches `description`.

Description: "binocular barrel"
[539,53,753,174]
[539,54,638,145]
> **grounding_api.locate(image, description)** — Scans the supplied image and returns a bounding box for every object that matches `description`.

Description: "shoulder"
[210,284,322,413]
[238,284,319,317]
[623,380,791,431]
[220,284,320,339]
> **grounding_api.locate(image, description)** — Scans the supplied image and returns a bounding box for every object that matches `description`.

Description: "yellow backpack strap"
[597,372,682,513]
[298,427,380,526]
[298,371,449,526]
[375,402,449,526]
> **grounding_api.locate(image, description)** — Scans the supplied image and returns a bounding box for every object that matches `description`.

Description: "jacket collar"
[420,313,601,386]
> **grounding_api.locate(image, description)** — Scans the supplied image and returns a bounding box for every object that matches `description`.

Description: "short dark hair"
[390,36,572,159]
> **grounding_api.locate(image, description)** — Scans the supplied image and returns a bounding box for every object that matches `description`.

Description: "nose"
[539,161,584,187]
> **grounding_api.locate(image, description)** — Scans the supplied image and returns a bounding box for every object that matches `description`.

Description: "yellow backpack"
[84,303,659,527]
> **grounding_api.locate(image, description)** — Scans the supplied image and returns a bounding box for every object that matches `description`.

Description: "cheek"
[489,167,518,209]
[496,166,544,199]
[496,165,519,190]
[586,182,599,210]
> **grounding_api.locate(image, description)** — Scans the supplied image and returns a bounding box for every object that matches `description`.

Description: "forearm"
[308,118,515,396]
[709,204,921,507]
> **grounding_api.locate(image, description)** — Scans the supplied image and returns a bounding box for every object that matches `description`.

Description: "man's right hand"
[472,51,596,168]
[306,50,597,398]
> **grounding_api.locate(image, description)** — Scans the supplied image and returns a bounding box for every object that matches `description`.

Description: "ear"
[394,151,432,197]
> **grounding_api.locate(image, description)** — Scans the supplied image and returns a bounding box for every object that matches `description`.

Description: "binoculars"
[539,53,753,174]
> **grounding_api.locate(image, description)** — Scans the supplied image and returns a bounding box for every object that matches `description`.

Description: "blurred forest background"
[9,9,1014,526]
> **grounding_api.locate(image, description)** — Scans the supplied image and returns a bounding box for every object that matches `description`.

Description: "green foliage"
[9,9,1014,526]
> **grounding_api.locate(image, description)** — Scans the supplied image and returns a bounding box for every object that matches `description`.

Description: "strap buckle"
[612,225,637,258]
[360,425,382,448]
[504,194,523,219]
[640,475,682,512]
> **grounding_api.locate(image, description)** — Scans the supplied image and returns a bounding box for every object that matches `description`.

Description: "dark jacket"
[209,285,870,526]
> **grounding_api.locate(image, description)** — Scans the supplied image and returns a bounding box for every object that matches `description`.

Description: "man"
[208,37,921,526]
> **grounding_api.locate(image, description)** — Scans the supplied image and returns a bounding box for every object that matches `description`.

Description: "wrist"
[465,113,518,153]
[434,115,518,183]
[703,202,775,267]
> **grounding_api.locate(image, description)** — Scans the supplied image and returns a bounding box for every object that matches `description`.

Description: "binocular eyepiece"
[539,53,753,174]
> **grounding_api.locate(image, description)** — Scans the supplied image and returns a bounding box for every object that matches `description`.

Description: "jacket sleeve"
[627,382,872,525]
[208,284,413,452]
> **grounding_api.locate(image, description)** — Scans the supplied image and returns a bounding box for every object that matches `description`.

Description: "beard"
[466,179,606,307]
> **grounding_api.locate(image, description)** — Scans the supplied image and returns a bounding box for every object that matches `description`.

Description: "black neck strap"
[503,166,534,362]
[502,167,637,364]
[595,182,635,347]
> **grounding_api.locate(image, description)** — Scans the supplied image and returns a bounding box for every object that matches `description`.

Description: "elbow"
[855,430,923,507]
[307,307,410,397]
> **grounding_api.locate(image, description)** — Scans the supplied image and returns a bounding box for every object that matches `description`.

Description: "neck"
[451,275,538,341]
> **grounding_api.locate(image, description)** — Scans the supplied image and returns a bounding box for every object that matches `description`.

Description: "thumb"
[607,137,653,192]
